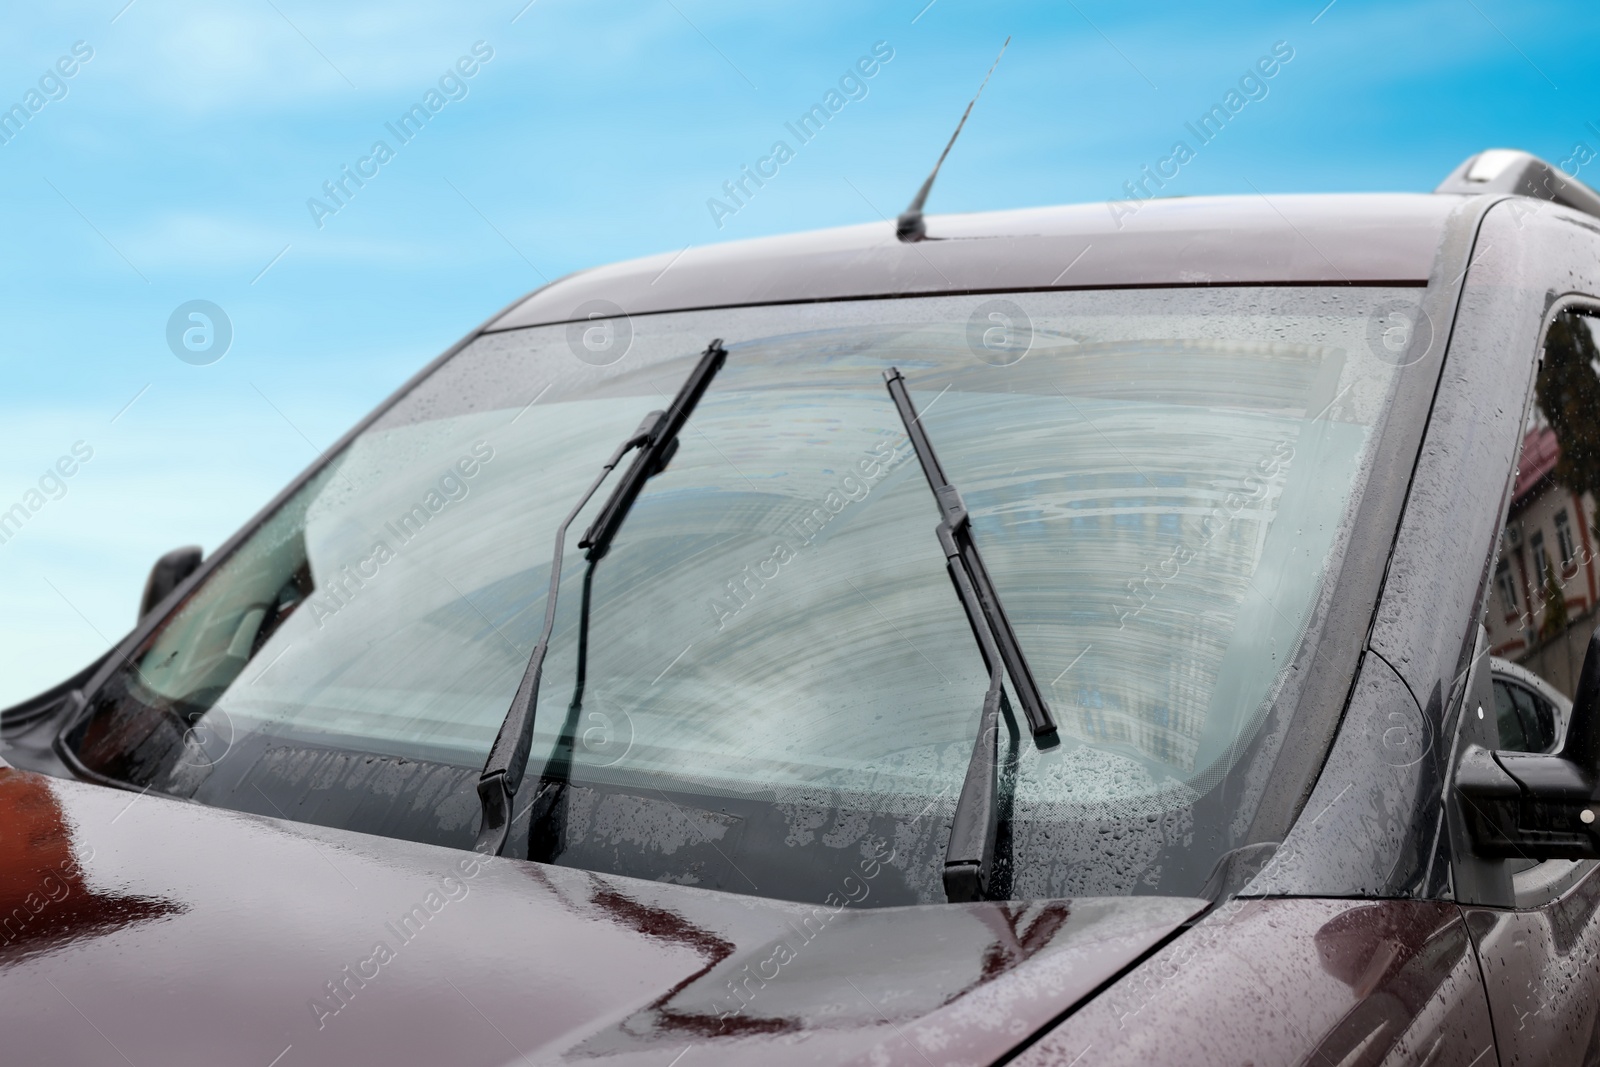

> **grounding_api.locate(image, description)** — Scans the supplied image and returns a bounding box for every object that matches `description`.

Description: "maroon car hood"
[0,768,1204,1066]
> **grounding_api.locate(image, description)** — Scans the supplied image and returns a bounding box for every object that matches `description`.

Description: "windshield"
[68,287,1415,907]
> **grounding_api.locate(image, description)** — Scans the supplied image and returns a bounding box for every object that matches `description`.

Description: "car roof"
[486,193,1462,333]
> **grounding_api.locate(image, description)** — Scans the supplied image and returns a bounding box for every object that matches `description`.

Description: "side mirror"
[140,545,202,618]
[1458,626,1600,860]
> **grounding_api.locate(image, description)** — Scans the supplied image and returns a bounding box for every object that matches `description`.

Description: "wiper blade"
[474,340,729,856]
[882,367,1057,901]
[581,341,728,563]
[884,368,1058,739]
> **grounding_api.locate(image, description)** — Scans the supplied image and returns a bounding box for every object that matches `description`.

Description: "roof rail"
[1436,149,1600,221]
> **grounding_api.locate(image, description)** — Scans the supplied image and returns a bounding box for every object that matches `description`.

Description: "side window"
[1491,679,1531,751]
[1490,679,1558,753]
[1486,307,1600,740]
[1523,686,1557,750]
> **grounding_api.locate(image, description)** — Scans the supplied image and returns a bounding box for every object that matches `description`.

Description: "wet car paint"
[1012,895,1497,1067]
[1465,863,1600,1065]
[1244,651,1450,901]
[0,767,180,968]
[486,195,1455,333]
[0,767,1206,1065]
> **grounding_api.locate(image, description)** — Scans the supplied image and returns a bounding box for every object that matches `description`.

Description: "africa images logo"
[165,300,233,365]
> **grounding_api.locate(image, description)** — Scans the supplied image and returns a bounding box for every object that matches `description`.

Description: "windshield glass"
[68,287,1415,906]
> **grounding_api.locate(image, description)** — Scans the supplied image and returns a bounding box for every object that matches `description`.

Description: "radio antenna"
[896,36,1010,243]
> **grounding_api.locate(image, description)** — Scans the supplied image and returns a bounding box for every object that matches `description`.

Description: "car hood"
[0,768,1205,1065]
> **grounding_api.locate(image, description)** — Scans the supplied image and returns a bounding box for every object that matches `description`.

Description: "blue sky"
[0,0,1593,705]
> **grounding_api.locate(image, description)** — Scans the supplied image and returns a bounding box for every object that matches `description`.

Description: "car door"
[1459,297,1600,1066]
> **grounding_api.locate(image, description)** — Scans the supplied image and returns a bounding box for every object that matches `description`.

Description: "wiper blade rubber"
[474,340,728,856]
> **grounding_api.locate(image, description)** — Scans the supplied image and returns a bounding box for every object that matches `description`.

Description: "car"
[5,147,1600,1066]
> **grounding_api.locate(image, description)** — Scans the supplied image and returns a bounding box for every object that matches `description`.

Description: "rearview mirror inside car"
[1458,625,1600,860]
[139,545,202,618]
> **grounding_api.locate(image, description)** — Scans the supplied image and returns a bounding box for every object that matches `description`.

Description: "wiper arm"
[882,367,1057,901]
[474,340,729,856]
